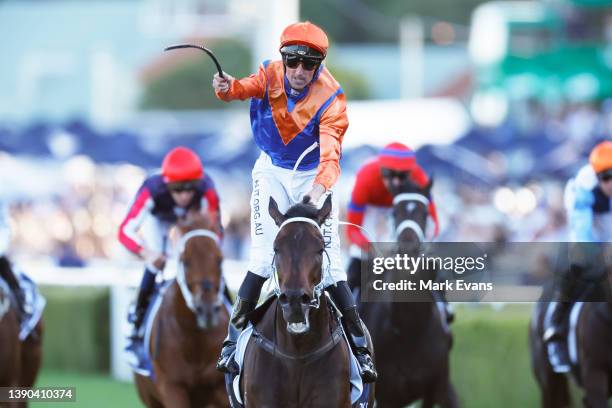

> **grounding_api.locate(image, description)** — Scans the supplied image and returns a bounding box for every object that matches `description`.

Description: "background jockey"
[212,21,377,382]
[544,140,612,373]
[0,203,28,320]
[118,146,223,347]
[345,142,452,321]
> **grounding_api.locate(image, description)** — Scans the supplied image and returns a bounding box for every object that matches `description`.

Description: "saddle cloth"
[2,271,47,341]
[127,280,172,377]
[227,321,368,407]
[567,302,584,372]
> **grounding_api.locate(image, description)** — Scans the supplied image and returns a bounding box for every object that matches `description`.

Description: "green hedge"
[450,305,541,408]
[34,293,561,407]
[39,286,110,373]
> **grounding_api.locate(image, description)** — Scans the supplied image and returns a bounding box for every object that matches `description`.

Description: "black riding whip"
[164,44,225,78]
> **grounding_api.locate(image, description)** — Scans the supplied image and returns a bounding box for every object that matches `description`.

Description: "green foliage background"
[140,39,252,110]
[301,0,489,42]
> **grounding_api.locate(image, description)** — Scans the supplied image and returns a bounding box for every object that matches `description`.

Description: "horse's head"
[268,195,332,335]
[391,177,433,251]
[176,212,224,330]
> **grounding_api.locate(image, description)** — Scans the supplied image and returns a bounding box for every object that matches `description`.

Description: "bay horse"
[239,196,374,408]
[134,214,229,408]
[359,178,458,408]
[530,262,612,408]
[0,257,44,408]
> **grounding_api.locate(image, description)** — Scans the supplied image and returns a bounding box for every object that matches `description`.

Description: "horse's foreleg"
[157,382,190,408]
[582,369,608,408]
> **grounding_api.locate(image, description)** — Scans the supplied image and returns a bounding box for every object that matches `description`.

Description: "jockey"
[0,203,28,320]
[118,146,223,344]
[544,140,612,373]
[212,21,377,382]
[345,143,452,321]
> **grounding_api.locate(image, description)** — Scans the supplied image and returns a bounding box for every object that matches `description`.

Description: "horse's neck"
[273,297,334,354]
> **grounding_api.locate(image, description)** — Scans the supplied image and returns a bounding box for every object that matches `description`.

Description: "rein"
[175,229,225,312]
[253,293,344,362]
[252,322,344,362]
[393,193,429,242]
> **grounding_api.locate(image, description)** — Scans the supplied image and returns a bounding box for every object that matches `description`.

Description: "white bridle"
[271,217,330,309]
[175,229,224,312]
[393,193,430,242]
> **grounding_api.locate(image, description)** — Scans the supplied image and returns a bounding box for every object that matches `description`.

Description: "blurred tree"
[326,63,371,100]
[140,39,251,110]
[141,37,372,108]
[302,0,491,42]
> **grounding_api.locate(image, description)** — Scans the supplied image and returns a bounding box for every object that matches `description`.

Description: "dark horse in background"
[358,178,458,408]
[238,196,375,408]
[0,258,43,408]
[135,213,229,408]
[530,256,612,408]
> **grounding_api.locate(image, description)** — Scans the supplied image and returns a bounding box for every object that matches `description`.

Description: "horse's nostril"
[301,294,311,304]
[279,294,289,305]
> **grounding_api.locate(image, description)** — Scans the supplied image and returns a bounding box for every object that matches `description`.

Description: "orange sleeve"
[215,64,267,101]
[314,92,349,190]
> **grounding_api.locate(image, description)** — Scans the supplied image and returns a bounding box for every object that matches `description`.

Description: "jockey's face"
[284,61,317,91]
[171,189,195,208]
[598,170,612,197]
[168,182,197,208]
[381,168,411,191]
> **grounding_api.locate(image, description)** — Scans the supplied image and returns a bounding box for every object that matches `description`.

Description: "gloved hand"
[139,248,167,271]
[212,72,234,94]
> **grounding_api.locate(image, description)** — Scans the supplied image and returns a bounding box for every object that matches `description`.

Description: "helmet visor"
[280,44,324,60]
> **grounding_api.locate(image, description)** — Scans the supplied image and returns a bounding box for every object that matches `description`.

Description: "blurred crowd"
[2,98,610,266]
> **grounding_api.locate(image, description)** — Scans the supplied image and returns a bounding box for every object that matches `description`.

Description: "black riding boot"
[543,301,572,373]
[216,272,266,374]
[328,281,378,383]
[431,290,454,324]
[128,267,157,341]
[347,257,362,295]
[0,256,27,319]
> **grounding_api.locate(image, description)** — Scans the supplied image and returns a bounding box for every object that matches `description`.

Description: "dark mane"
[284,196,319,220]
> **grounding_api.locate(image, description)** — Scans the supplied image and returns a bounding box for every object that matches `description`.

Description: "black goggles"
[168,181,198,193]
[282,54,321,71]
[381,168,410,181]
[598,170,612,182]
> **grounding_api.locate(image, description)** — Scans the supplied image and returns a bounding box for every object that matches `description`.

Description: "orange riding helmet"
[279,21,329,58]
[589,141,612,174]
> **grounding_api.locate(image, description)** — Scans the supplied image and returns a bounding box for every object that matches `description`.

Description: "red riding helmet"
[378,142,417,171]
[162,147,203,183]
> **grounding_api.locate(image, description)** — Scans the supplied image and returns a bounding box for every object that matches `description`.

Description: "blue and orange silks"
[215,60,348,190]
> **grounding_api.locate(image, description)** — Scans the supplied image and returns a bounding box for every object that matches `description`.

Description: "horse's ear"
[269,197,285,227]
[316,194,333,226]
[425,175,434,197]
